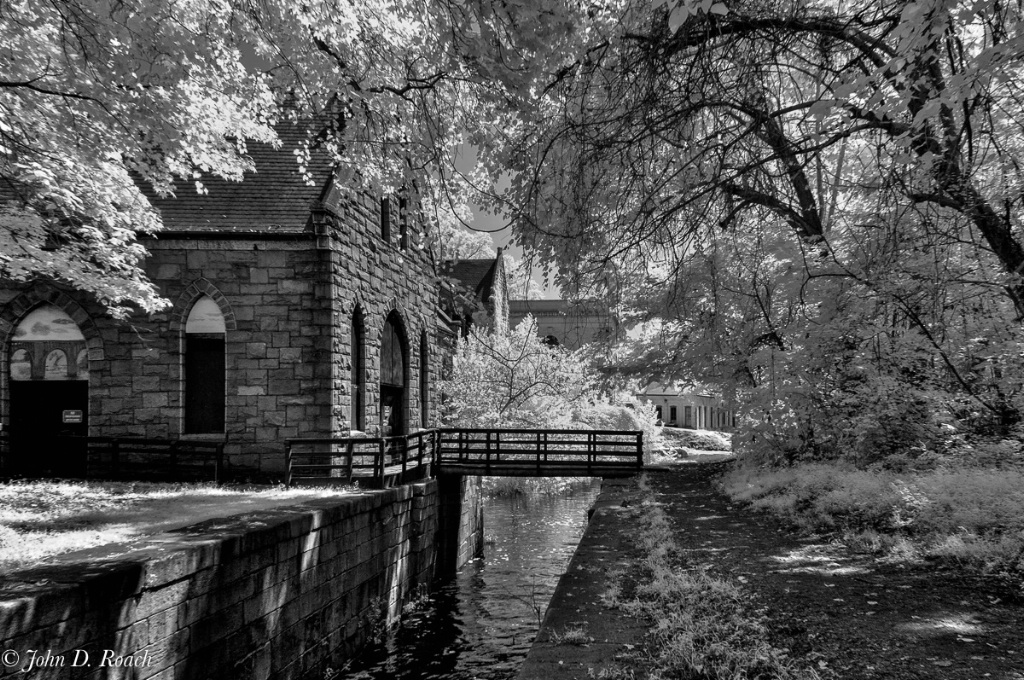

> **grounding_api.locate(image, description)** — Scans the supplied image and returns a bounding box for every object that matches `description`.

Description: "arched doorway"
[8,305,90,475]
[379,312,407,437]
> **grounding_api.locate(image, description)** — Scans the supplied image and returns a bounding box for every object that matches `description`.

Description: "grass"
[615,475,820,680]
[659,427,732,452]
[549,623,594,646]
[0,479,357,572]
[481,476,598,497]
[722,463,1024,580]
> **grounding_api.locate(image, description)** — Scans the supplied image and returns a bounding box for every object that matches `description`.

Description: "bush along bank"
[611,474,821,680]
[722,463,1024,591]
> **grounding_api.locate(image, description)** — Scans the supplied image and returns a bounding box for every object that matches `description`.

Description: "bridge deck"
[286,428,643,487]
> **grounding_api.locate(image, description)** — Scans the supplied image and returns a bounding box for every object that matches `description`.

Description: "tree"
[440,317,595,428]
[505,254,546,300]
[471,0,1024,451]
[1,0,543,316]
[429,206,496,262]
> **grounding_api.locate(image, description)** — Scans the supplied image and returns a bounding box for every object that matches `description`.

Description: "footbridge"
[285,428,644,487]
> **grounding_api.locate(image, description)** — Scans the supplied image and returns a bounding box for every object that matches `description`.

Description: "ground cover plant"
[482,476,598,497]
[615,475,821,680]
[0,480,356,572]
[723,463,1024,585]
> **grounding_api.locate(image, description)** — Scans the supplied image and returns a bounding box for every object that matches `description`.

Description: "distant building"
[638,384,735,432]
[440,249,509,336]
[508,299,619,351]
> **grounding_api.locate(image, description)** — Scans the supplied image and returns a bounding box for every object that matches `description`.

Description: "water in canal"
[343,479,602,680]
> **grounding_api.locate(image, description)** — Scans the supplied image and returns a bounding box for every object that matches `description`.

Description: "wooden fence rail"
[285,428,642,486]
[0,434,224,482]
[285,430,437,488]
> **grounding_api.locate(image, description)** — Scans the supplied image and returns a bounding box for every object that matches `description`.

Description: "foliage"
[440,317,598,429]
[432,207,496,261]
[482,476,597,497]
[660,427,732,452]
[505,254,547,300]
[0,0,541,315]
[620,475,821,680]
[470,0,1024,462]
[723,462,1024,577]
[549,623,594,646]
[441,317,661,463]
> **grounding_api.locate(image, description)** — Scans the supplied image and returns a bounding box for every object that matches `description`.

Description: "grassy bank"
[481,476,598,497]
[610,475,819,680]
[0,480,356,572]
[722,463,1024,581]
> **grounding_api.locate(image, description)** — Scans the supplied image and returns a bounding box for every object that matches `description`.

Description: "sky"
[454,145,559,299]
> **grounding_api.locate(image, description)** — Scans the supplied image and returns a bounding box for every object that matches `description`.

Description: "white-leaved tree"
[440,317,594,429]
[0,0,601,316]
[440,316,661,459]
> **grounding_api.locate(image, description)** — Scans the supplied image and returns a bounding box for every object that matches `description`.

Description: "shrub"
[723,462,1024,577]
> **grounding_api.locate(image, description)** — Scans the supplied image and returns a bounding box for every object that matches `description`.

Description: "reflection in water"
[344,480,601,680]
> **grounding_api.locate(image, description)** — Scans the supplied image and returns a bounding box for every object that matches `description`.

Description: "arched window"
[351,306,365,431]
[44,349,68,380]
[184,296,225,434]
[9,305,87,380]
[10,349,31,381]
[419,331,429,428]
[380,312,407,437]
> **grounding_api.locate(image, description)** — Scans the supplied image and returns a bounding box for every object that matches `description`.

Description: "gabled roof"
[444,258,499,301]
[142,123,336,233]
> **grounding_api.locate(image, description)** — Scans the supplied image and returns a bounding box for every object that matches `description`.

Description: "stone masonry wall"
[0,187,445,475]
[0,477,483,680]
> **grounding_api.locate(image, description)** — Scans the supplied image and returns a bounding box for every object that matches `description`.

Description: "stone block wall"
[0,186,446,475]
[0,477,482,680]
[436,475,485,569]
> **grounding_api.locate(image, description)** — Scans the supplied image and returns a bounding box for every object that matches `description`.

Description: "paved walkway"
[516,475,648,679]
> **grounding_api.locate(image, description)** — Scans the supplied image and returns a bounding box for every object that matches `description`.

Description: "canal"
[342,479,602,679]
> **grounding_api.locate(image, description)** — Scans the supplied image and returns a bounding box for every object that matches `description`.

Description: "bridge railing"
[285,430,437,487]
[285,427,643,486]
[435,428,643,477]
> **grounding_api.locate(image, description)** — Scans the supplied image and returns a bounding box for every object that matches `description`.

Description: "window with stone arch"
[351,306,365,431]
[184,296,226,434]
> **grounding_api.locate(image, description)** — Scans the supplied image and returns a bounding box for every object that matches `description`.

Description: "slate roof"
[443,258,498,301]
[141,123,335,233]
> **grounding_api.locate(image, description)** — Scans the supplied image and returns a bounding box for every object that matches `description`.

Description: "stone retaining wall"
[0,477,483,680]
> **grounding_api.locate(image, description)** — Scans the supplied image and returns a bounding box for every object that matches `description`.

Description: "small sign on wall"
[62,409,84,424]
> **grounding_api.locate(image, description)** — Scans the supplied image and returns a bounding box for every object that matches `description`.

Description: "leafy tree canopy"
[469,0,1024,455]
[1,0,586,315]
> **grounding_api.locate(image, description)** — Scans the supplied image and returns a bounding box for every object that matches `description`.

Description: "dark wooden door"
[9,380,88,476]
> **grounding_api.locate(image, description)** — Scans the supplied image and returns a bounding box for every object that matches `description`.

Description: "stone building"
[508,299,619,350]
[638,383,736,432]
[0,124,443,476]
[440,249,509,336]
